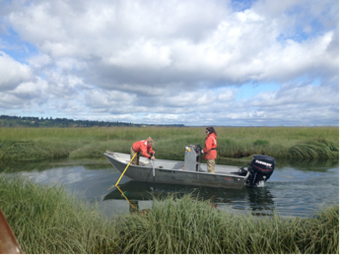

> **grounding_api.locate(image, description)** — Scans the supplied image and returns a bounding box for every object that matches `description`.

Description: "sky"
[0,0,338,126]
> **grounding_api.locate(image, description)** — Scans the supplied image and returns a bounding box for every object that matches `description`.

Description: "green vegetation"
[289,139,339,159]
[118,195,339,254]
[0,174,117,254]
[1,175,338,254]
[0,126,338,162]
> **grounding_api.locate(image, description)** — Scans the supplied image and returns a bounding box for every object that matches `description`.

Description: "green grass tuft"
[289,139,339,159]
[253,139,269,146]
[0,175,338,254]
[118,194,339,254]
[0,174,117,254]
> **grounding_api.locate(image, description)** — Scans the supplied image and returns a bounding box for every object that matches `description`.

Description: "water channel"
[1,158,339,219]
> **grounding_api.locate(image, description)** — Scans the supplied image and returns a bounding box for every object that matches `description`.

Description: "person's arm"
[141,147,151,158]
[148,146,155,155]
[203,137,212,154]
[148,146,155,159]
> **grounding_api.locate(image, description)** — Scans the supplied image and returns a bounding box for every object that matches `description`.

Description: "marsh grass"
[0,174,117,254]
[0,139,83,161]
[0,126,338,161]
[289,139,339,159]
[1,175,338,254]
[118,194,339,254]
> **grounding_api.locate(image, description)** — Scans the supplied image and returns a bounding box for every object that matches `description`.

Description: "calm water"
[2,158,339,218]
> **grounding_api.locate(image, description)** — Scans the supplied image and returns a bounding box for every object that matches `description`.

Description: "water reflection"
[276,158,340,172]
[104,181,277,216]
[0,159,111,173]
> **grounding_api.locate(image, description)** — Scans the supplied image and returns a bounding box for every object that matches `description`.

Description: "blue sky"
[0,0,338,126]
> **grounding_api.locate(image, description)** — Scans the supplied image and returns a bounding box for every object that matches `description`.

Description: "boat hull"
[104,152,249,189]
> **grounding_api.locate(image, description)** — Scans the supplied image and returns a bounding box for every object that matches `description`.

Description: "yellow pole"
[116,185,136,209]
[107,152,137,191]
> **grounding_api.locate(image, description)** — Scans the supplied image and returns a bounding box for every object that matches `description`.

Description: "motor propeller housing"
[247,155,276,187]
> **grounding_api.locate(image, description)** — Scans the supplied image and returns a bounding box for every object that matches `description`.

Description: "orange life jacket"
[132,140,155,158]
[203,133,217,160]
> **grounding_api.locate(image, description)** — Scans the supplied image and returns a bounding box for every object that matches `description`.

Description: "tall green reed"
[118,194,339,254]
[0,174,117,254]
[289,139,339,159]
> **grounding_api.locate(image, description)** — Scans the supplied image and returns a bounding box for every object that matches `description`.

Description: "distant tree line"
[0,115,185,128]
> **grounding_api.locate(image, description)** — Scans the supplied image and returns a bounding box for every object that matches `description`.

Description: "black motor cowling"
[247,155,276,187]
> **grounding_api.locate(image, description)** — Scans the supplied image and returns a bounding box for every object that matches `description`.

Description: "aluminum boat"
[104,144,276,189]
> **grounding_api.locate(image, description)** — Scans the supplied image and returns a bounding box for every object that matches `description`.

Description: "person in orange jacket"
[130,137,155,165]
[202,127,217,173]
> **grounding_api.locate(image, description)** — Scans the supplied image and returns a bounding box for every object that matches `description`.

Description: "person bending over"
[130,137,155,165]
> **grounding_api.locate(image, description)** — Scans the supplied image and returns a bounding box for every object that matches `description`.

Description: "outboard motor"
[246,155,275,187]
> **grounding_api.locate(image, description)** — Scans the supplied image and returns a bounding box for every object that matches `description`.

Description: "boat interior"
[106,151,242,175]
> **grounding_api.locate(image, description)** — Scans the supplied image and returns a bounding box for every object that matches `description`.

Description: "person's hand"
[201,150,204,154]
[151,156,155,160]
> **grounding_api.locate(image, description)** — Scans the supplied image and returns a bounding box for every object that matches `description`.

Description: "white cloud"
[11,81,45,100]
[0,51,33,91]
[104,39,172,69]
[0,0,338,125]
[28,54,51,68]
[84,89,136,109]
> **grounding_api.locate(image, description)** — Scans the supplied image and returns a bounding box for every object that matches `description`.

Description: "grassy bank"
[0,175,338,254]
[0,175,117,254]
[0,126,338,162]
[118,196,339,254]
